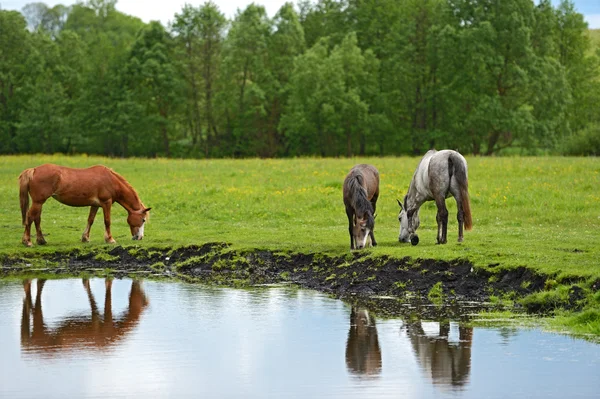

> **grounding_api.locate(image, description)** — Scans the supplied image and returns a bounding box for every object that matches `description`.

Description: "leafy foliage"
[1,0,598,157]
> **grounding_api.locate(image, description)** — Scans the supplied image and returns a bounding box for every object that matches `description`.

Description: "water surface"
[0,278,598,398]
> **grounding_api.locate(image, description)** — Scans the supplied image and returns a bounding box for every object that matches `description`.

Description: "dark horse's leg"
[434,196,449,244]
[369,194,378,247]
[346,206,355,250]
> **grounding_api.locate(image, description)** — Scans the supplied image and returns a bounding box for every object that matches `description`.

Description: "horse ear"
[143,207,152,213]
[396,199,403,209]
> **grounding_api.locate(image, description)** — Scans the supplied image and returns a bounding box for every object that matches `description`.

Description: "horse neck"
[114,177,143,213]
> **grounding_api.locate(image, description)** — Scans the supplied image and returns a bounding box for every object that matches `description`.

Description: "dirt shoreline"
[0,242,586,319]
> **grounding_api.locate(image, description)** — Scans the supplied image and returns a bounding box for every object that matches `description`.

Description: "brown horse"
[21,278,149,356]
[19,164,151,246]
[343,164,379,250]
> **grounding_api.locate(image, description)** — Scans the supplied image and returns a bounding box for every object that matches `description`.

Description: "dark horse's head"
[397,196,420,244]
[354,211,375,249]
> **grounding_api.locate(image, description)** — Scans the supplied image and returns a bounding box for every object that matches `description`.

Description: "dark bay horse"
[343,164,379,250]
[19,164,151,246]
[398,150,472,245]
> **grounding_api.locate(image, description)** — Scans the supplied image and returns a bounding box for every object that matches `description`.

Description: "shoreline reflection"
[345,307,382,378]
[20,278,149,357]
[406,321,473,389]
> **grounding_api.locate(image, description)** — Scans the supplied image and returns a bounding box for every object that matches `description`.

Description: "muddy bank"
[0,242,588,319]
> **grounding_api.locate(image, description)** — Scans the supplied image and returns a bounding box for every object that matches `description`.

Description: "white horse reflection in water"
[345,308,382,377]
[406,321,473,389]
[21,278,149,356]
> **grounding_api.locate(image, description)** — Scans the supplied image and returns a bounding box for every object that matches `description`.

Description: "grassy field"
[1,155,598,279]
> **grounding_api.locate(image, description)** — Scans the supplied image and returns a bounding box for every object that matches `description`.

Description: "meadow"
[1,155,599,279]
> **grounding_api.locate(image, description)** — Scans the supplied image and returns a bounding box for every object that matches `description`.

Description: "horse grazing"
[19,164,151,246]
[343,164,379,250]
[397,150,472,245]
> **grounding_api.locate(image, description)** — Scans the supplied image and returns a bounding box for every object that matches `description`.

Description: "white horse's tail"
[450,152,472,230]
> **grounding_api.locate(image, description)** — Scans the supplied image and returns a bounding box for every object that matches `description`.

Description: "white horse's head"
[397,198,419,244]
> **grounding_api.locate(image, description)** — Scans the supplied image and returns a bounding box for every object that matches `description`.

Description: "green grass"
[2,154,598,280]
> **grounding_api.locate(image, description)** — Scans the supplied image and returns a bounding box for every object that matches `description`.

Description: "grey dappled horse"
[343,164,379,250]
[398,150,472,245]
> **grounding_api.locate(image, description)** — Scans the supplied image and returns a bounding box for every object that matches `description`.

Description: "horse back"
[345,164,379,202]
[28,164,117,205]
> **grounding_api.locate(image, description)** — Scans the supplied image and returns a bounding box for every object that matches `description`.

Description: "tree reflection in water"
[20,278,148,357]
[345,307,382,378]
[406,321,473,389]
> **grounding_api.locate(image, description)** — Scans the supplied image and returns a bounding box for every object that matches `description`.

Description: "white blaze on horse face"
[137,221,145,239]
[399,209,410,242]
[361,228,371,249]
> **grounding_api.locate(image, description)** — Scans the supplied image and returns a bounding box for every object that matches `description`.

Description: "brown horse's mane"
[105,167,149,219]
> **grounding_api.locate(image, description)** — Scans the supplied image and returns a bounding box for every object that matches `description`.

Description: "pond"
[0,278,598,398]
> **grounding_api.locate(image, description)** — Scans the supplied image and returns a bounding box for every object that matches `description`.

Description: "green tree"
[124,21,184,157]
[0,11,36,153]
[217,4,272,157]
[172,2,227,156]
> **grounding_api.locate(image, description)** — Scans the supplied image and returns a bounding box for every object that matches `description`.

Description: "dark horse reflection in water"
[20,279,148,357]
[345,308,382,377]
[406,321,473,389]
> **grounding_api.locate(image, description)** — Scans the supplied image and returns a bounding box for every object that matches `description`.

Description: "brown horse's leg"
[82,206,100,242]
[101,202,116,244]
[104,279,113,325]
[434,197,448,244]
[32,279,46,336]
[22,202,39,246]
[24,202,46,245]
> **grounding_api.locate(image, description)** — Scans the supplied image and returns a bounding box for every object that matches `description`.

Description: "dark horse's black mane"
[347,172,375,229]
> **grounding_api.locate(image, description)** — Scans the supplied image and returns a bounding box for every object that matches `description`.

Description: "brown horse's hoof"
[81,235,90,243]
[105,238,117,244]
[36,238,47,245]
[22,239,32,247]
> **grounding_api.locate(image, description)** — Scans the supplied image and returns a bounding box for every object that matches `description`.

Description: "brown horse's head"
[353,213,375,249]
[127,207,151,240]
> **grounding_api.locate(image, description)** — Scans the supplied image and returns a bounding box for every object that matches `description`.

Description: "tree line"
[1,0,599,158]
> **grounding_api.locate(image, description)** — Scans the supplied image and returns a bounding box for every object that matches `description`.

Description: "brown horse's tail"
[19,168,34,226]
[450,152,472,231]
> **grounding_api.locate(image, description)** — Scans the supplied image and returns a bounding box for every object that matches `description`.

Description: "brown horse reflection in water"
[19,164,151,246]
[406,321,472,389]
[345,308,382,377]
[21,279,149,356]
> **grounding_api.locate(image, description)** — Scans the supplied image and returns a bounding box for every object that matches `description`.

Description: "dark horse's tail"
[19,168,34,226]
[450,153,472,230]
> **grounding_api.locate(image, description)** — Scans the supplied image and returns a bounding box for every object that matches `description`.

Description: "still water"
[0,278,598,399]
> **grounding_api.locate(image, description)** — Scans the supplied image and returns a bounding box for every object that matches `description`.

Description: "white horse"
[398,149,472,245]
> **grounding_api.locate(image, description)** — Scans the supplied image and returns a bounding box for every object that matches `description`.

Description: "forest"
[1,0,599,158]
